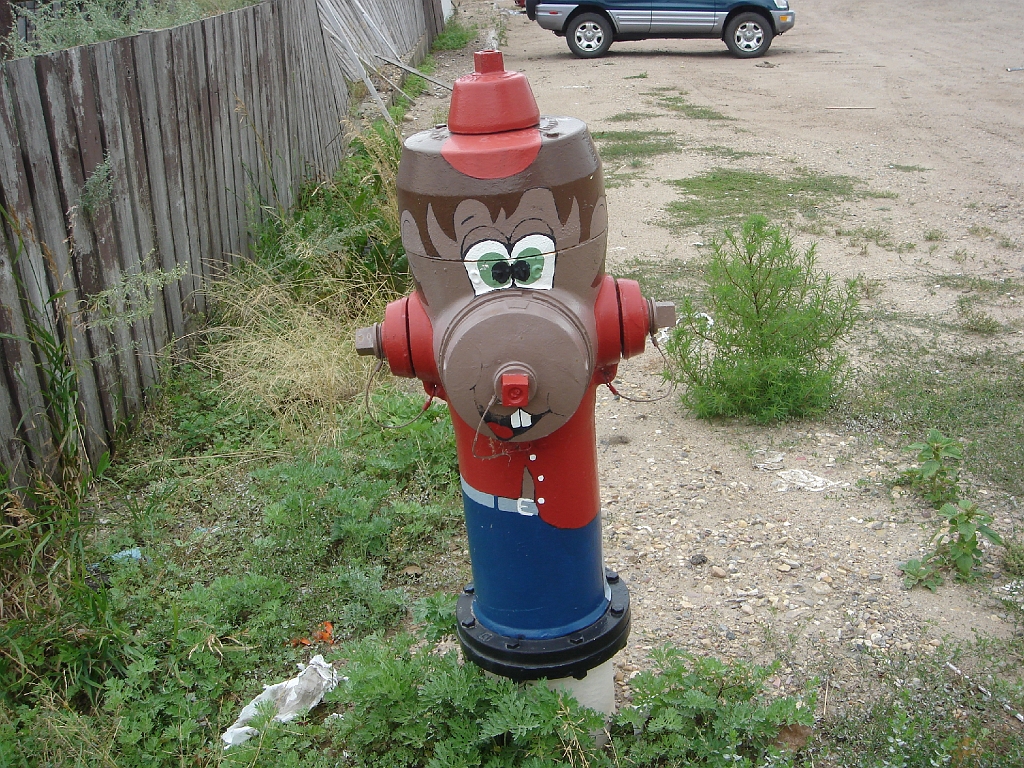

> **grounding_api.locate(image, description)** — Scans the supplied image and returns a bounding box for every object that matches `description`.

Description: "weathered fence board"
[0,0,438,482]
[94,42,160,394]
[0,71,54,474]
[7,55,109,460]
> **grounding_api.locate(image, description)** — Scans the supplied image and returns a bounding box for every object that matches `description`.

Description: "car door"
[650,0,717,33]
[605,0,651,34]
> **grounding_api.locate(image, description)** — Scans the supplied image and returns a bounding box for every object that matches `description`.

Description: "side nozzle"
[649,301,676,332]
[355,324,383,358]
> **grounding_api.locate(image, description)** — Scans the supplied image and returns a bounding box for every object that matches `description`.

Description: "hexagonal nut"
[355,324,382,357]
[650,301,676,331]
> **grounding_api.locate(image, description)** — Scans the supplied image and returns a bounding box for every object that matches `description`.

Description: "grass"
[606,111,658,122]
[614,255,704,307]
[648,90,733,120]
[3,0,255,58]
[591,129,680,163]
[698,145,758,160]
[431,13,477,51]
[813,641,1024,767]
[889,164,930,172]
[968,226,1021,250]
[836,226,914,254]
[935,274,1023,297]
[850,343,1024,497]
[665,169,858,230]
[206,122,407,434]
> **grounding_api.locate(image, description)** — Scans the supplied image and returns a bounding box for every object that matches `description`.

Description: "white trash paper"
[774,469,842,493]
[221,654,338,748]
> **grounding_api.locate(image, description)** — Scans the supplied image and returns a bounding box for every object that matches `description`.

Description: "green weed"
[208,122,407,425]
[667,169,858,230]
[901,428,963,507]
[937,274,1022,297]
[665,216,859,423]
[624,72,648,79]
[901,500,1002,588]
[923,229,945,242]
[322,633,812,768]
[889,164,930,172]
[958,304,1001,335]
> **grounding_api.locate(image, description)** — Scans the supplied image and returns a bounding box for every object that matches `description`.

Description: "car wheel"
[566,13,613,59]
[724,12,774,58]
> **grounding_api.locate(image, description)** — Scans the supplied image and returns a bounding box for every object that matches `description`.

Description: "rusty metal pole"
[357,50,674,713]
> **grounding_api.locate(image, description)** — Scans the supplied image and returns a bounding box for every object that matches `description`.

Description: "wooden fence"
[0,0,442,485]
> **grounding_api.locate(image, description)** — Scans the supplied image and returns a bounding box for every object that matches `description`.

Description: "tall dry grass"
[201,123,408,433]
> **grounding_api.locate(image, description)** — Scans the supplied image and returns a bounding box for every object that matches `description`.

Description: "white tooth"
[521,410,532,427]
[511,409,522,429]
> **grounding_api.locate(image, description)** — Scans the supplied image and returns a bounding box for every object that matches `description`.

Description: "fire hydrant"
[356,50,674,712]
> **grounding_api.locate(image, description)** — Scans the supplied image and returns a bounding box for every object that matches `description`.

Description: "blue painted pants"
[461,478,609,639]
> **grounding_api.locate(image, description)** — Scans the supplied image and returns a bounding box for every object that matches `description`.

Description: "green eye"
[510,235,556,291]
[512,248,545,285]
[464,240,512,296]
[478,251,512,288]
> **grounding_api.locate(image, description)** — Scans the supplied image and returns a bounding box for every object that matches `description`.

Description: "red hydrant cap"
[500,373,531,408]
[447,51,540,134]
[441,51,542,179]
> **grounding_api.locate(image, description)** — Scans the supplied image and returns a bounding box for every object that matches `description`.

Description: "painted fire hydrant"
[356,50,674,711]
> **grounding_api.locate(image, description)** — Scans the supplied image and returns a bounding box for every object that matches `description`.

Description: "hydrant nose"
[500,372,532,408]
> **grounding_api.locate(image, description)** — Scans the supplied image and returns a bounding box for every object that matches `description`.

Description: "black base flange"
[455,569,630,681]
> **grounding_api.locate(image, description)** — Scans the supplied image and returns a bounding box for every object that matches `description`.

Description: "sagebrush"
[665,216,859,423]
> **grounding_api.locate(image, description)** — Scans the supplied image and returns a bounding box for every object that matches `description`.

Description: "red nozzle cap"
[447,50,540,135]
[474,49,504,74]
[500,373,531,408]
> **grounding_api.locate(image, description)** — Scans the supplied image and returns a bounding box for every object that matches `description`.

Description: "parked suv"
[524,0,794,59]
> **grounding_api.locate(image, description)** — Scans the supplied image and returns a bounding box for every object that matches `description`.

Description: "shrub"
[665,216,859,423]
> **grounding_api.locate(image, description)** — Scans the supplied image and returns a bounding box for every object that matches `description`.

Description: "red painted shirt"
[450,386,601,530]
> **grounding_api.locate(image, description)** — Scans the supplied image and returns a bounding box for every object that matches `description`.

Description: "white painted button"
[537,498,545,504]
[538,475,544,481]
[529,454,537,461]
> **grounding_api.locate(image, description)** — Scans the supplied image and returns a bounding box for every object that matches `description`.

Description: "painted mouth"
[481,407,549,440]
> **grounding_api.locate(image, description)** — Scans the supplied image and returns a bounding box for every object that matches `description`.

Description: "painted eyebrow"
[460,214,476,226]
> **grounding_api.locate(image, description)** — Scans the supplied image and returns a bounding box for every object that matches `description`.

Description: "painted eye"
[510,234,555,290]
[464,240,512,295]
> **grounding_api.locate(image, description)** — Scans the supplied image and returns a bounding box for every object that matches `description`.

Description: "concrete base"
[545,658,616,716]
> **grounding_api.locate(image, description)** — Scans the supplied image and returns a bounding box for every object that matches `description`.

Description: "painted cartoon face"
[396,118,608,443]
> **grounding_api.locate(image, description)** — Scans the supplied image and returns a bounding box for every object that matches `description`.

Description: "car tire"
[566,13,613,59]
[724,12,773,58]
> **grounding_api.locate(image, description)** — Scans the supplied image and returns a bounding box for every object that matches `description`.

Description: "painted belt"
[461,477,539,516]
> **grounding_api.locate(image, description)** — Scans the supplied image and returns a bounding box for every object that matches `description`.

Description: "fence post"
[0,0,14,57]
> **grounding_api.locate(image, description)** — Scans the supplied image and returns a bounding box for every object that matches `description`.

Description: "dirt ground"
[393,0,1024,711]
